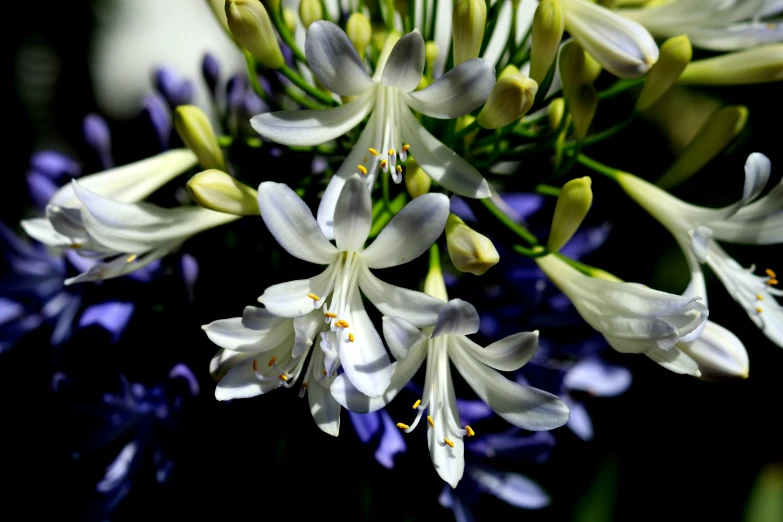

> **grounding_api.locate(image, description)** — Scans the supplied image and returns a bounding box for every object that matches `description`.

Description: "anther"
[279,374,289,382]
[768,279,779,286]
[335,319,350,328]
[268,356,277,367]
[348,333,355,342]
[380,160,388,169]
[427,415,434,427]
[369,148,379,157]
[757,294,764,301]
[412,399,421,409]
[443,438,455,448]
[757,307,763,313]
[322,369,327,375]
[396,165,402,174]
[325,311,337,318]
[357,165,368,175]
[126,254,138,263]
[465,426,475,437]
[70,243,82,249]
[396,423,410,430]
[307,293,320,301]
[766,268,777,278]
[401,144,410,153]
[252,359,258,371]
[301,382,308,390]
[388,149,395,156]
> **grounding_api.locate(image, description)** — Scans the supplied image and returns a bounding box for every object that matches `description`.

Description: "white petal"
[308,350,342,436]
[242,306,283,330]
[678,321,749,381]
[432,299,480,338]
[202,316,292,352]
[333,175,372,252]
[293,311,323,357]
[685,23,783,52]
[690,226,713,264]
[258,264,336,317]
[432,0,453,77]
[20,218,72,248]
[258,182,339,264]
[399,107,490,198]
[338,290,393,397]
[381,29,425,92]
[455,331,538,371]
[645,346,701,377]
[250,89,375,146]
[358,265,445,327]
[362,192,451,268]
[215,356,284,400]
[427,352,465,488]
[382,316,427,360]
[305,21,375,96]
[210,348,253,381]
[403,58,496,119]
[449,342,570,430]
[65,246,172,285]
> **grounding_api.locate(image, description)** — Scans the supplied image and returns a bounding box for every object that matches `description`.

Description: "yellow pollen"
[757,294,764,301]
[70,243,82,249]
[348,333,355,342]
[768,23,777,29]
[766,269,777,278]
[757,307,763,313]
[322,369,328,375]
[336,319,350,328]
[465,426,475,437]
[252,359,258,371]
[307,293,320,301]
[369,148,379,156]
[301,382,308,390]
[396,423,410,430]
[401,144,410,153]
[279,374,289,382]
[412,399,421,409]
[268,356,277,367]
[427,416,434,427]
[768,279,779,286]
[126,254,138,263]
[357,164,368,175]
[380,160,387,169]
[444,438,455,448]
[388,149,395,156]
[325,311,338,318]
[396,165,402,174]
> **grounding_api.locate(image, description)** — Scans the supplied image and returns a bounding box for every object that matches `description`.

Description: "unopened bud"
[225,0,285,69]
[583,52,602,84]
[282,8,298,33]
[570,84,598,141]
[477,74,538,129]
[346,13,372,60]
[187,170,260,215]
[298,0,322,29]
[174,105,226,171]
[637,35,692,111]
[404,160,431,198]
[548,98,565,129]
[559,42,598,140]
[657,105,748,189]
[499,64,520,79]
[425,41,439,76]
[446,214,500,276]
[453,0,487,66]
[678,322,749,382]
[424,250,449,302]
[547,177,592,253]
[678,44,783,86]
[530,0,565,83]
[207,0,231,34]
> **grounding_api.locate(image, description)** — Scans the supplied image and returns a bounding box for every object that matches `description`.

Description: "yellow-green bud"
[636,35,692,111]
[174,105,226,171]
[499,64,520,79]
[424,259,449,302]
[225,0,285,69]
[548,98,565,129]
[657,105,748,189]
[298,0,322,29]
[187,170,260,216]
[678,44,783,85]
[530,0,565,84]
[282,8,298,34]
[569,84,598,141]
[477,74,539,129]
[560,41,597,140]
[547,177,593,253]
[404,160,431,198]
[584,52,602,84]
[346,13,372,60]
[425,41,439,76]
[446,214,500,275]
[452,0,487,66]
[207,0,232,34]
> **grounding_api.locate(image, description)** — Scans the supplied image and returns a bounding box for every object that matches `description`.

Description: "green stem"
[244,52,271,104]
[278,65,339,107]
[429,242,441,271]
[271,8,307,63]
[566,114,636,150]
[535,184,561,197]
[481,198,539,246]
[282,83,323,109]
[453,119,480,143]
[597,77,645,100]
[576,154,628,181]
[513,244,549,258]
[382,170,391,211]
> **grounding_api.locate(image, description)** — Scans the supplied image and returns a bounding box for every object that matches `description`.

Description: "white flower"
[250,21,495,237]
[619,0,783,51]
[331,299,569,488]
[618,152,782,348]
[535,254,708,376]
[256,175,449,397]
[204,306,343,436]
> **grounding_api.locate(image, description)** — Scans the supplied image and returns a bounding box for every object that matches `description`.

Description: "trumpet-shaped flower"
[331,294,569,487]
[250,21,494,237]
[535,254,708,376]
[256,176,449,397]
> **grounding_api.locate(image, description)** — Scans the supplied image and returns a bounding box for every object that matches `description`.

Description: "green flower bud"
[346,13,372,60]
[499,64,520,79]
[445,214,500,276]
[282,7,298,34]
[452,0,487,66]
[569,83,598,141]
[477,74,539,129]
[187,170,260,216]
[678,44,783,85]
[173,105,226,171]
[207,0,231,34]
[657,105,748,189]
[548,97,565,129]
[424,258,449,302]
[225,0,285,69]
[560,41,598,140]
[298,0,322,29]
[547,177,593,253]
[530,0,565,84]
[584,51,602,84]
[404,160,431,198]
[425,41,439,76]
[636,35,692,111]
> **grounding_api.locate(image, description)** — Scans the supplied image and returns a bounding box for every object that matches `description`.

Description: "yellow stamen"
[757,307,763,313]
[348,333,355,342]
[307,293,320,301]
[465,426,475,437]
[388,149,395,156]
[268,356,277,367]
[369,147,379,157]
[336,319,350,328]
[279,374,289,382]
[766,268,777,278]
[396,422,410,430]
[380,160,387,169]
[70,243,82,249]
[396,165,402,174]
[768,279,779,286]
[401,144,410,153]
[301,382,308,390]
[322,369,327,375]
[412,399,421,409]
[443,438,455,448]
[126,254,138,263]
[357,164,368,175]
[427,415,434,427]
[252,359,258,371]
[325,311,338,318]
[757,294,764,301]
[768,23,777,29]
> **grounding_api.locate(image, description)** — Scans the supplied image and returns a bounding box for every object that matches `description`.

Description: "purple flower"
[349,410,407,469]
[83,114,114,169]
[201,53,221,97]
[141,94,172,151]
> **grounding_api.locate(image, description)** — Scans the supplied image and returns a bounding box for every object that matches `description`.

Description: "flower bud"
[636,35,692,111]
[425,41,439,76]
[548,97,565,129]
[453,0,487,66]
[207,0,231,34]
[678,322,749,382]
[298,0,322,29]
[187,170,259,216]
[657,105,747,189]
[83,114,113,168]
[499,64,520,79]
[530,0,565,84]
[424,254,449,302]
[225,0,285,69]
[404,160,431,198]
[201,53,221,97]
[346,13,372,60]
[446,214,500,276]
[583,51,602,84]
[678,44,783,86]
[282,8,298,34]
[569,84,597,141]
[559,42,598,140]
[174,105,226,171]
[477,74,539,129]
[547,177,592,253]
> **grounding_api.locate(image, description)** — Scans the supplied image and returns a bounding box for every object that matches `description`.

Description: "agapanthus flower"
[251,21,495,236]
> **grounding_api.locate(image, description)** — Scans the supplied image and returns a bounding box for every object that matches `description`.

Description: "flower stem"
[598,77,645,100]
[429,243,441,271]
[480,198,539,246]
[271,8,307,63]
[565,114,636,150]
[576,154,628,181]
[278,65,339,107]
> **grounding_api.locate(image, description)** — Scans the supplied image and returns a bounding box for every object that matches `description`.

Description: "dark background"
[2,1,782,520]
